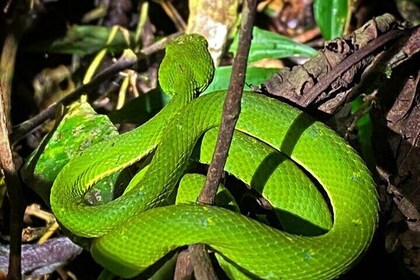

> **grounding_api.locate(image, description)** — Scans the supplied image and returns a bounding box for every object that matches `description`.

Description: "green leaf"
[230,27,317,62]
[109,88,170,124]
[21,102,120,203]
[314,0,349,40]
[203,66,279,94]
[25,25,134,56]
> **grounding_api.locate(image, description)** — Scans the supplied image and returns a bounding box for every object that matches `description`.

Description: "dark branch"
[186,0,257,279]
[0,0,32,278]
[198,0,257,204]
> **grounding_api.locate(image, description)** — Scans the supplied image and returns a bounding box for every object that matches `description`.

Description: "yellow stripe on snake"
[50,34,378,279]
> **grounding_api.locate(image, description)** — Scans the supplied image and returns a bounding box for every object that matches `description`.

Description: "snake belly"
[50,35,378,280]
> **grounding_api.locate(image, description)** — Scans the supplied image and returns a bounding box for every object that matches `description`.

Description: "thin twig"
[0,89,24,280]
[174,250,193,280]
[299,28,407,108]
[198,0,257,204]
[0,1,32,279]
[1,0,30,131]
[10,33,183,144]
[188,244,218,280]
[186,0,257,279]
[10,49,138,144]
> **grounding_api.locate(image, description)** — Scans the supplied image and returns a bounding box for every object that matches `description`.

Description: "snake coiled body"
[50,34,378,279]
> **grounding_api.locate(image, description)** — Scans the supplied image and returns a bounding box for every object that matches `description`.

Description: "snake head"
[158,34,215,98]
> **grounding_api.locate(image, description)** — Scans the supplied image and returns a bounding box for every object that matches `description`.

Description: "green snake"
[50,34,379,279]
